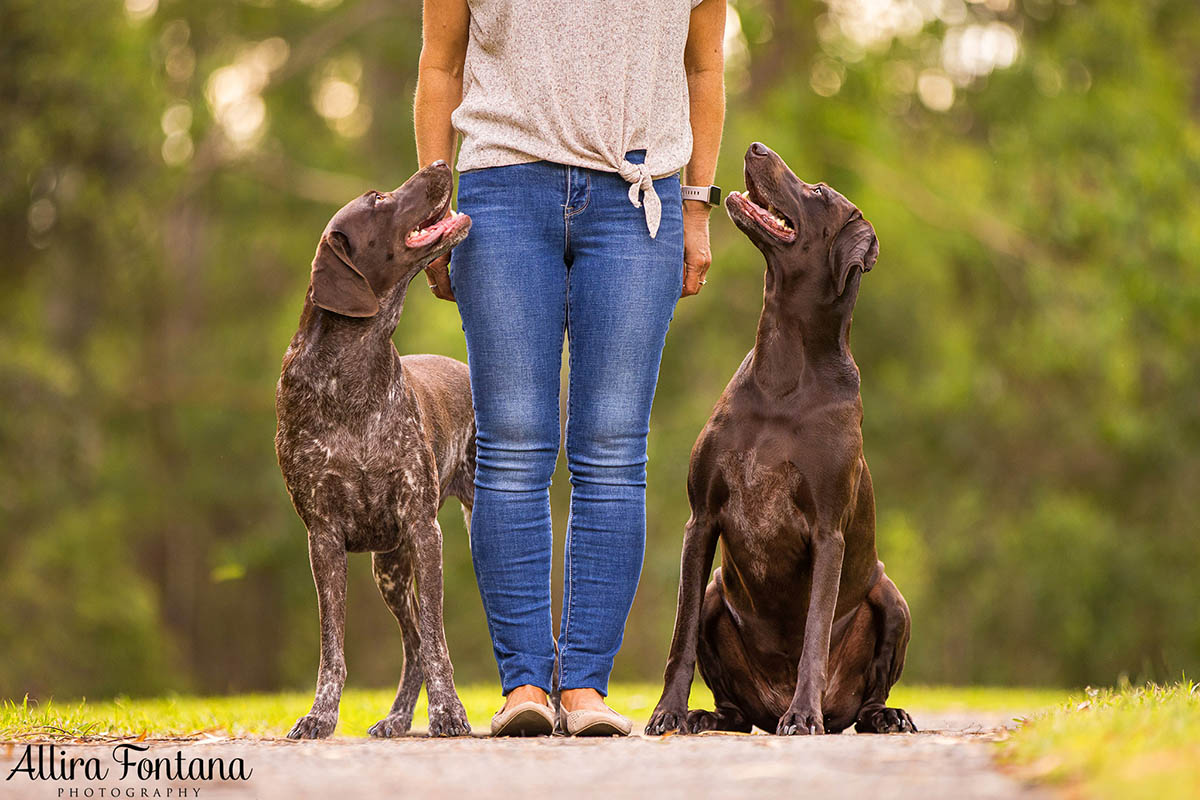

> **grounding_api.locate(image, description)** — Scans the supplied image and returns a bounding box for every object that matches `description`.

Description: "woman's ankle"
[503,684,549,709]
[560,687,608,712]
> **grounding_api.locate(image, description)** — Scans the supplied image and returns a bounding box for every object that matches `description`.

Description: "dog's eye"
[813,186,822,196]
[373,193,383,204]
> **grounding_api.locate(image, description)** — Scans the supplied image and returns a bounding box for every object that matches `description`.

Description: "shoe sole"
[568,719,629,737]
[492,707,555,737]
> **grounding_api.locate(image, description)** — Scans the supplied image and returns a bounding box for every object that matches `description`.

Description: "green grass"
[0,683,1061,741]
[887,684,1067,713]
[999,682,1200,800]
[0,684,671,741]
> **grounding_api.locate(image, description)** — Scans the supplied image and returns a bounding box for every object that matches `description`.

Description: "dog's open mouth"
[404,210,469,248]
[405,190,468,248]
[727,174,796,242]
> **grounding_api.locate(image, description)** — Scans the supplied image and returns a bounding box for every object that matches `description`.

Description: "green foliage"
[999,682,1200,799]
[1,0,1198,698]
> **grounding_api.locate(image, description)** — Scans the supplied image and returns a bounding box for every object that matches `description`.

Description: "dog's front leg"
[288,529,348,739]
[411,518,471,736]
[779,524,845,735]
[646,513,720,735]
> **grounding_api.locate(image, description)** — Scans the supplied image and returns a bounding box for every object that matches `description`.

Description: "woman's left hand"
[681,201,712,297]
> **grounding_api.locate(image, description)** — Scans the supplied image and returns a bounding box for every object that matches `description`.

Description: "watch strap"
[681,184,721,205]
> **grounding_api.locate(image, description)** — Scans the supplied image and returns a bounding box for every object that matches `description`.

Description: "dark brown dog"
[646,143,914,736]
[275,161,475,738]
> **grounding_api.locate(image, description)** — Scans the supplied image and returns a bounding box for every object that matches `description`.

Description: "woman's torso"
[452,0,701,181]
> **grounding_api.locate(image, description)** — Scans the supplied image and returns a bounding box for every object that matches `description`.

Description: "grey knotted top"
[617,159,663,238]
[451,0,706,238]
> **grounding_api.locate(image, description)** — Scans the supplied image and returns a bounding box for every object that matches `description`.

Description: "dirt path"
[1,712,1046,799]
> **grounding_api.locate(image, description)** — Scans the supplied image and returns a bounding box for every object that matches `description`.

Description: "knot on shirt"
[618,159,662,239]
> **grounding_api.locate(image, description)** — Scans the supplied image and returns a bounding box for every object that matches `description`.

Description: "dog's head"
[308,161,471,317]
[726,143,877,302]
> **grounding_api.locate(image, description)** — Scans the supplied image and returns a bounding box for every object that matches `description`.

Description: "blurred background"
[2,0,1198,701]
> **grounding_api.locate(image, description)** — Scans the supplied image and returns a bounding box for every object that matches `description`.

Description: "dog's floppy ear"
[310,232,379,317]
[830,216,879,296]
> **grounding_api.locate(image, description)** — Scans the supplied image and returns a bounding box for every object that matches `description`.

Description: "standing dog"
[275,161,475,738]
[646,143,915,736]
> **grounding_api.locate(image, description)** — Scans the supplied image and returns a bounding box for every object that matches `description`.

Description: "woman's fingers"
[681,206,711,298]
[425,255,456,302]
[682,260,709,297]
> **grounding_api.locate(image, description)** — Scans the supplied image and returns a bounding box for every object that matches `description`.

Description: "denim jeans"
[449,151,684,695]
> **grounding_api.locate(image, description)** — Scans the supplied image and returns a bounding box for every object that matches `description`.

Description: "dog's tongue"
[405,211,462,247]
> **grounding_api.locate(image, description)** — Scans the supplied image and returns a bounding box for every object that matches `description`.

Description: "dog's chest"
[717,450,810,573]
[277,395,432,545]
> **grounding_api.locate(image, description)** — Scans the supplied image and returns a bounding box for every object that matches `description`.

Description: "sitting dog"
[275,161,475,738]
[646,143,915,736]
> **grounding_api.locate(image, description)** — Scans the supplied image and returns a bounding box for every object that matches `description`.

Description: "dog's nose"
[748,142,769,158]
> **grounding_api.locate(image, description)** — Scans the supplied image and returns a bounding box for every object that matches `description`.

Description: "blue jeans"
[449,152,684,696]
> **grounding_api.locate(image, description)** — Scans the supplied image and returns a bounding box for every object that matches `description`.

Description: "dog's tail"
[459,503,472,544]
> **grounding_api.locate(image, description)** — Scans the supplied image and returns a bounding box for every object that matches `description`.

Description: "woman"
[414,0,725,736]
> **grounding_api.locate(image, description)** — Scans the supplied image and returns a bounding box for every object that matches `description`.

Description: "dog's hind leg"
[368,544,424,737]
[288,530,348,739]
[853,570,917,734]
[443,437,475,541]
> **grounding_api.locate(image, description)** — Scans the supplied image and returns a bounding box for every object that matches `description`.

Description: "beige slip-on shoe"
[557,703,633,737]
[490,701,556,737]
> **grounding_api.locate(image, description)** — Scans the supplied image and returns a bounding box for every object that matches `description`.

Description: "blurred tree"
[0,0,1197,699]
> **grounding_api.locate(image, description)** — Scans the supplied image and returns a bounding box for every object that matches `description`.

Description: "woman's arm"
[415,0,469,299]
[681,0,726,298]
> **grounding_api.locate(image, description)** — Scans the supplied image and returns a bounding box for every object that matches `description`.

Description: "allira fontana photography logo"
[5,744,253,796]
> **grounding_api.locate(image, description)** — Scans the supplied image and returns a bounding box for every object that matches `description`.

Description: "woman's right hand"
[425,254,455,301]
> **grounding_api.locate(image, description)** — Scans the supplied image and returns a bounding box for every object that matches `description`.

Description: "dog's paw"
[427,699,471,737]
[287,711,338,739]
[855,706,917,734]
[645,705,689,735]
[685,709,721,734]
[776,707,825,736]
[368,713,413,738]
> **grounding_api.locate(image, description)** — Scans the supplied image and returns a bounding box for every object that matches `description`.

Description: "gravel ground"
[0,711,1047,799]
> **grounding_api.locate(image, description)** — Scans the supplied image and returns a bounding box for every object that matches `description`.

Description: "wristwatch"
[681,184,722,206]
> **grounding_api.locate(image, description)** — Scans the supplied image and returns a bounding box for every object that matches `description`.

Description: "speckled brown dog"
[646,143,915,737]
[275,161,474,738]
